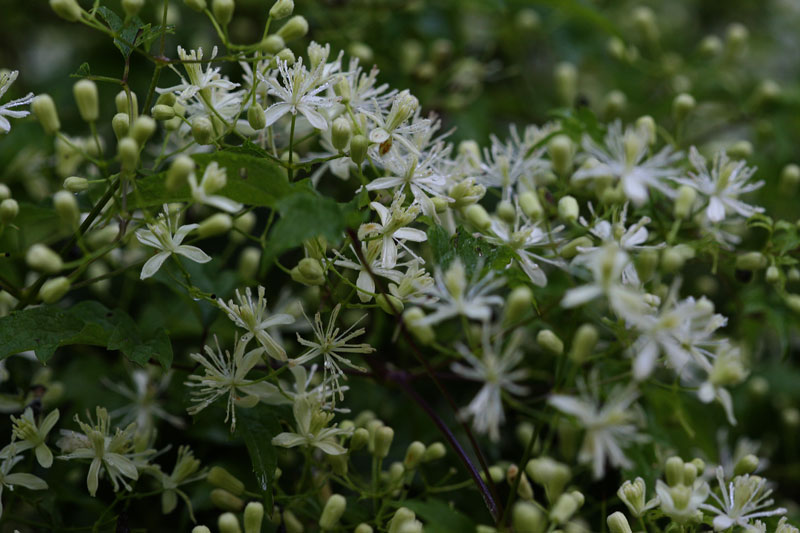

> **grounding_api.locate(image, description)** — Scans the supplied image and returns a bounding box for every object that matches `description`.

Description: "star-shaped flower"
[135,205,211,280]
[0,70,34,134]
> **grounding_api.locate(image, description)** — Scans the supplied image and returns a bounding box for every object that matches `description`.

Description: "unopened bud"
[32,95,60,134]
[39,277,71,304]
[331,117,352,152]
[736,251,767,271]
[674,185,697,219]
[63,176,89,193]
[54,190,79,227]
[218,512,241,533]
[780,164,800,194]
[549,135,574,176]
[192,527,211,533]
[632,6,658,42]
[269,0,294,19]
[423,442,446,462]
[786,294,800,314]
[607,512,632,533]
[73,79,99,122]
[569,324,598,363]
[766,265,780,284]
[118,137,139,172]
[636,115,656,145]
[213,0,235,26]
[350,427,369,451]
[166,155,195,191]
[673,93,695,121]
[283,509,303,533]
[734,454,759,476]
[603,90,627,118]
[50,0,82,21]
[185,0,206,11]
[726,23,749,56]
[192,116,215,145]
[404,441,426,469]
[246,103,266,130]
[464,204,491,231]
[112,113,130,140]
[319,494,346,531]
[527,457,571,501]
[152,104,175,121]
[211,488,245,512]
[373,426,394,459]
[537,329,564,356]
[376,293,404,315]
[550,492,582,524]
[561,236,593,259]
[131,115,156,146]
[554,62,577,106]
[519,190,543,219]
[513,502,545,533]
[388,507,416,533]
[276,15,308,42]
[495,200,515,224]
[699,35,722,57]
[259,35,285,54]
[115,90,138,117]
[243,502,264,533]
[617,477,648,517]
[291,257,325,286]
[558,196,579,222]
[207,466,245,496]
[0,199,19,223]
[198,213,233,238]
[505,286,532,322]
[665,456,684,486]
[350,134,368,165]
[728,140,753,160]
[402,307,435,345]
[26,244,63,273]
[355,524,373,533]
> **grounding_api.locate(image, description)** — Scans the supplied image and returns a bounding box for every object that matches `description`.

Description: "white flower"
[135,205,211,279]
[655,477,709,523]
[158,46,240,103]
[573,121,681,206]
[102,369,186,433]
[3,407,60,468]
[478,125,550,199]
[185,336,266,431]
[333,243,406,303]
[358,192,427,269]
[217,285,294,361]
[451,325,529,442]
[549,379,646,479]
[156,445,204,518]
[0,70,34,134]
[260,58,336,130]
[336,58,396,114]
[0,454,47,518]
[271,398,352,456]
[291,304,374,403]
[700,467,787,531]
[364,89,429,154]
[672,146,764,223]
[417,259,504,326]
[188,162,243,213]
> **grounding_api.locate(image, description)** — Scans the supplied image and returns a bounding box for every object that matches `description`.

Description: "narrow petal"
[140,252,170,279]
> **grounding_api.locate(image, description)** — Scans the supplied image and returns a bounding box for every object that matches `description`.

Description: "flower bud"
[607,512,632,533]
[783,407,800,427]
[661,245,692,273]
[350,427,369,451]
[423,442,446,462]
[54,190,79,227]
[557,196,579,222]
[373,426,394,459]
[207,466,245,496]
[122,0,143,16]
[674,185,696,219]
[404,441,426,470]
[115,90,138,117]
[192,527,211,533]
[495,200,515,224]
[331,117,352,152]
[635,115,656,145]
[726,23,749,56]
[786,294,800,314]
[270,0,294,20]
[63,176,89,193]
[73,79,99,122]
[513,502,545,533]
[243,502,264,533]
[505,286,532,322]
[192,116,215,145]
[0,185,9,200]
[569,324,597,364]
[699,35,722,57]
[449,178,485,208]
[118,137,140,172]
[218,512,241,533]
[112,113,130,140]
[290,257,325,286]
[327,452,348,476]
[32,94,60,134]
[665,456,684,486]
[537,329,564,356]
[603,90,627,118]
[736,251,767,271]
[672,93,695,121]
[766,265,780,284]
[283,509,303,533]
[275,48,295,66]
[560,236,592,259]
[350,134,369,165]
[780,164,800,194]
[276,15,308,42]
[166,155,195,191]
[198,213,233,238]
[39,277,71,304]
[355,524,373,533]
[527,457,571,501]
[185,0,206,11]
[549,135,574,176]
[376,293,404,315]
[131,115,156,147]
[319,494,346,531]
[86,223,119,250]
[0,199,19,223]
[259,34,285,54]
[728,140,753,160]
[50,0,82,21]
[554,62,577,106]
[617,477,648,517]
[403,306,434,345]
[152,104,175,121]
[232,211,256,241]
[246,103,266,131]
[464,204,491,231]
[388,508,416,533]
[519,190,543,219]
[734,454,759,476]
[213,0,234,26]
[211,488,245,512]
[517,472,534,501]
[550,492,582,524]
[632,6,658,42]
[26,244,63,273]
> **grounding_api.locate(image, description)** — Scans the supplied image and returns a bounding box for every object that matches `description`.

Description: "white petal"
[297,105,328,130]
[140,252,171,279]
[263,102,293,127]
[175,245,212,264]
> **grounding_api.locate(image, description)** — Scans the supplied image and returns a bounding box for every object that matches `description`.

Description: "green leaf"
[426,225,513,276]
[395,499,475,533]
[235,405,281,508]
[96,7,144,58]
[0,301,172,367]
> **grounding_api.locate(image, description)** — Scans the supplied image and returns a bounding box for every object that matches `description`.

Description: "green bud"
[603,90,627,119]
[734,454,759,476]
[661,245,691,273]
[728,140,753,160]
[516,8,540,31]
[766,265,780,284]
[54,190,80,227]
[423,442,446,462]
[26,244,63,273]
[527,457,571,501]
[73,79,99,122]
[350,427,369,451]
[496,200,516,224]
[247,103,266,130]
[0,198,19,223]
[269,0,293,19]
[537,329,564,356]
[664,456,684,486]
[63,176,89,192]
[198,213,233,238]
[118,137,140,172]
[699,35,722,57]
[115,90,138,117]
[389,461,405,483]
[557,196,579,222]
[683,463,698,484]
[259,34,285,54]
[290,257,325,286]
[636,115,657,145]
[617,478,647,517]
[513,502,545,533]
[674,185,697,219]
[780,164,800,194]
[404,441,426,470]
[276,15,308,42]
[350,134,369,165]
[232,211,256,240]
[185,0,206,11]
[726,23,749,56]
[275,48,296,66]
[548,135,574,176]
[755,79,781,104]
[388,508,416,533]
[403,306,435,345]
[554,62,577,107]
[748,376,769,397]
[319,494,346,531]
[736,251,767,271]
[192,116,215,145]
[31,94,60,134]
[449,178,485,208]
[50,0,82,21]
[122,0,143,17]
[192,527,212,533]
[0,185,9,200]
[519,190,543,219]
[464,204,491,231]
[607,512,632,533]
[607,37,626,60]
[283,509,303,533]
[505,286,532,322]
[207,466,245,496]
[86,224,120,250]
[569,324,598,364]
[166,155,195,191]
[672,93,695,121]
[211,488,245,512]
[560,236,593,259]
[632,6,659,42]
[783,407,800,427]
[244,502,264,533]
[152,104,176,121]
[373,426,394,459]
[218,512,241,533]
[331,117,352,152]
[355,524,373,533]
[39,277,71,304]
[376,293,404,315]
[112,113,130,140]
[213,0,235,26]
[550,492,582,524]
[131,115,156,147]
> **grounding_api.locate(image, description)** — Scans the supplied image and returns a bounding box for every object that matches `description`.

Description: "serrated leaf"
[235,405,281,508]
[427,225,513,276]
[96,7,143,58]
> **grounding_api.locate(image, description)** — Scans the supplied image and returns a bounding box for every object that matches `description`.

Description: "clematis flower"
[271,398,352,456]
[700,467,787,531]
[0,454,47,518]
[188,162,243,213]
[217,285,294,361]
[0,70,34,134]
[260,58,336,130]
[135,205,211,280]
[3,407,60,468]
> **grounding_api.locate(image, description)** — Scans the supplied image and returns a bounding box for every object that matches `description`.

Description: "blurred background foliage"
[1,0,800,530]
